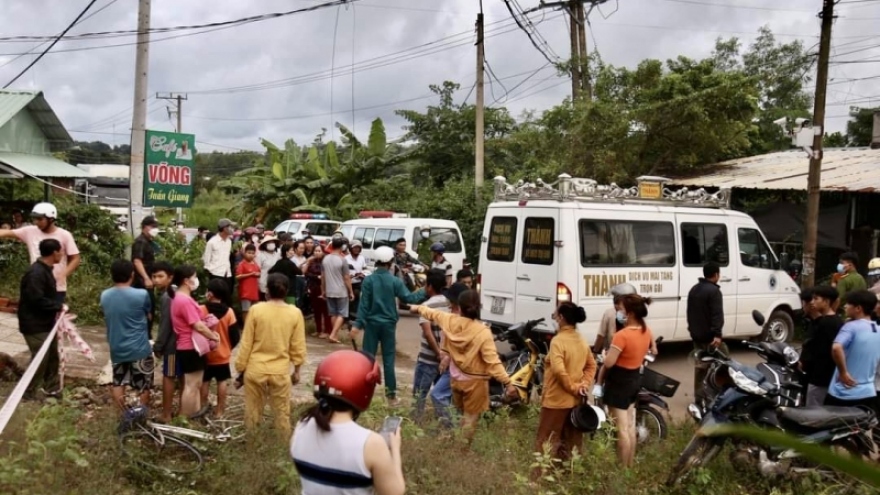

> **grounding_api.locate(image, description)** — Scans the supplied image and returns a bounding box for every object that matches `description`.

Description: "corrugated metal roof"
[0,90,72,150]
[670,147,880,193]
[0,152,89,178]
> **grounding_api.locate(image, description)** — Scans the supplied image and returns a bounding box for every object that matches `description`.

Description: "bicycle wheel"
[120,430,203,474]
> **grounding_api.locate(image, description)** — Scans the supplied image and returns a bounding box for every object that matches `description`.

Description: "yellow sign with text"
[583,270,675,297]
[639,182,662,199]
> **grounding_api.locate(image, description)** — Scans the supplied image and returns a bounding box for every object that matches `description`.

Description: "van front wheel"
[761,310,794,343]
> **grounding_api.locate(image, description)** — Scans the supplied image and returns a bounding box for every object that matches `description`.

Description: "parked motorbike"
[668,311,878,485]
[595,337,677,444]
[488,318,552,409]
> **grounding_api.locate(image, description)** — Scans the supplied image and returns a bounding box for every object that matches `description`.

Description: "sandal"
[317,333,329,339]
[328,338,342,344]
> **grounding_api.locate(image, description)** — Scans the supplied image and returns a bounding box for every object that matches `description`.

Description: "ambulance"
[478,175,801,344]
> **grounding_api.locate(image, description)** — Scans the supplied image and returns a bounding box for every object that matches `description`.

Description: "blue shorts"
[326,297,349,318]
[162,353,182,378]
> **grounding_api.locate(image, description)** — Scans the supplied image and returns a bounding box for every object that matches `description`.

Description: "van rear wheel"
[761,310,793,343]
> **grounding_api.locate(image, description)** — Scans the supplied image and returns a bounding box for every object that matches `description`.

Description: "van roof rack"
[492,174,731,209]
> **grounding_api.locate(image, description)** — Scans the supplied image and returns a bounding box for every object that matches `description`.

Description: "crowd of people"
[12,201,880,494]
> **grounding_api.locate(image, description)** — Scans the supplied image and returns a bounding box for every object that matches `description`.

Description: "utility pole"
[128,0,151,237]
[568,0,581,99]
[475,10,485,195]
[576,1,590,100]
[802,0,834,288]
[157,92,187,132]
[157,92,188,224]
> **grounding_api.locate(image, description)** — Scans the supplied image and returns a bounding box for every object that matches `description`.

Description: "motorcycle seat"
[499,350,519,363]
[778,406,876,431]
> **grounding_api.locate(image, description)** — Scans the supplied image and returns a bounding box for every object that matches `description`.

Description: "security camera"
[794,118,810,127]
[772,117,787,126]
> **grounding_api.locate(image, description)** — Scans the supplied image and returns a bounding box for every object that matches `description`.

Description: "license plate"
[491,297,506,315]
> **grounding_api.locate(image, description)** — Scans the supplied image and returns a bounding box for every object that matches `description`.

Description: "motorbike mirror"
[752,310,766,326]
[655,336,664,345]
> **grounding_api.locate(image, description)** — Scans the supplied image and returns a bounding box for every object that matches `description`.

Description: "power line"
[656,0,815,12]
[3,0,99,88]
[502,0,558,65]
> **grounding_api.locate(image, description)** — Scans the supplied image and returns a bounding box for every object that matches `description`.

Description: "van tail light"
[476,274,482,294]
[556,282,572,304]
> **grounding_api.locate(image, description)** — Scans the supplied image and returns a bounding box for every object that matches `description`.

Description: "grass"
[0,380,875,495]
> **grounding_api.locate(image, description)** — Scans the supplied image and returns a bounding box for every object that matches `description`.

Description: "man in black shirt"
[687,262,729,404]
[132,215,159,338]
[19,239,64,398]
[800,285,843,406]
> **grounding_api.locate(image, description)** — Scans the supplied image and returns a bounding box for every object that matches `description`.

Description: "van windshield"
[413,227,463,254]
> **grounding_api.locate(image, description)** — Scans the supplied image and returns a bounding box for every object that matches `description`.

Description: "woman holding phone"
[291,350,405,495]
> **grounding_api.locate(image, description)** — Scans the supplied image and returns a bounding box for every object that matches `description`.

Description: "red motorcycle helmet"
[313,350,382,412]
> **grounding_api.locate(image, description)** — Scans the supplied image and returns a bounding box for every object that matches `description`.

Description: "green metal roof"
[0,152,89,178]
[0,90,73,149]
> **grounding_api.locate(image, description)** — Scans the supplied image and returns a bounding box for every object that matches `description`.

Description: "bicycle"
[118,403,248,474]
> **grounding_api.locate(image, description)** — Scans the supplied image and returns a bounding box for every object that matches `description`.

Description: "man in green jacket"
[353,246,427,406]
[835,252,867,310]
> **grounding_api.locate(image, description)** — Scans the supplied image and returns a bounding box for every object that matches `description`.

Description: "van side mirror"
[780,252,791,270]
[752,310,765,326]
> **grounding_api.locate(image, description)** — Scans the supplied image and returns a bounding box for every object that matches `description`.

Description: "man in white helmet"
[867,258,880,296]
[0,202,80,303]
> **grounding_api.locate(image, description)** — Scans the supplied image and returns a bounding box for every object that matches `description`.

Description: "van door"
[734,223,782,336]
[515,213,559,326]
[480,211,521,325]
[676,216,737,340]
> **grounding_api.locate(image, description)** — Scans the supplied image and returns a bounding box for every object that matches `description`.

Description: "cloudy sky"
[1,0,878,154]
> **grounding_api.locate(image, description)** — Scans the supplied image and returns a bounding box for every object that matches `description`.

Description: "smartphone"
[379,416,402,446]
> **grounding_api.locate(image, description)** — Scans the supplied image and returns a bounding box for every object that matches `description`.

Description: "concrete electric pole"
[576,1,590,100]
[568,0,581,99]
[475,9,486,195]
[802,0,835,288]
[128,0,151,237]
[157,92,188,224]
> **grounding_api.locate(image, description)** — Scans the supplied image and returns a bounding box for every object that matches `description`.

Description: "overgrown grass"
[1,384,874,495]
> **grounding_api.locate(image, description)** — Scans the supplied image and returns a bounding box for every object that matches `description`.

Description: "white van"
[273,214,341,242]
[339,217,468,271]
[479,175,801,344]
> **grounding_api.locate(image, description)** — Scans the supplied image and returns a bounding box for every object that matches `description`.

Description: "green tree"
[846,107,878,146]
[823,131,847,148]
[395,81,517,186]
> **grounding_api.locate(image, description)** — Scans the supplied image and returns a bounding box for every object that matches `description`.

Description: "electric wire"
[3,0,99,88]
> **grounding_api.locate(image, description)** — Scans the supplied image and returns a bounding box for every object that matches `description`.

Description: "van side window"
[487,217,517,262]
[681,223,729,267]
[522,217,554,265]
[354,228,375,248]
[412,227,464,254]
[307,222,339,237]
[374,228,405,248]
[580,220,675,266]
[737,228,778,269]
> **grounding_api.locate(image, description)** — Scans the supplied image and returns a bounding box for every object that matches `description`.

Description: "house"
[671,145,880,279]
[0,89,89,199]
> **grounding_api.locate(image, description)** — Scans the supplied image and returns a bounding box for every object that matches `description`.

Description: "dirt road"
[393,312,764,420]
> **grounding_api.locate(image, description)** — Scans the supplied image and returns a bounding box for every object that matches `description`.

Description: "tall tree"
[846,108,879,147]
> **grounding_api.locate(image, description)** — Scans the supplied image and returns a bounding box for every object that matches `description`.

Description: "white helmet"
[31,202,57,219]
[868,258,880,280]
[374,246,395,263]
[420,224,431,232]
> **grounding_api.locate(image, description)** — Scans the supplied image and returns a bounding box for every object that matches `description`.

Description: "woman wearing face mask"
[257,236,281,301]
[532,302,596,481]
[169,265,220,417]
[593,283,637,355]
[593,294,655,467]
[269,242,303,305]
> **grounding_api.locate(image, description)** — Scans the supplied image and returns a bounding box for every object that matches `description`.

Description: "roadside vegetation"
[0,381,874,495]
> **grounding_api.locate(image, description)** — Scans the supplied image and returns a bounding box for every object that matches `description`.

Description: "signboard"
[638,181,662,199]
[144,130,195,208]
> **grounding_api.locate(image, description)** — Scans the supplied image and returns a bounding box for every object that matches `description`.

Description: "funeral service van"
[478,175,801,344]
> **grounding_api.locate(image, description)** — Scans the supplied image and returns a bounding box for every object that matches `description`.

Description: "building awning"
[0,152,89,179]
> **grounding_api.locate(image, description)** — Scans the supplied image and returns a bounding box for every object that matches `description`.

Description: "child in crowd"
[200,279,238,418]
[151,261,179,423]
[100,259,153,414]
[236,244,260,322]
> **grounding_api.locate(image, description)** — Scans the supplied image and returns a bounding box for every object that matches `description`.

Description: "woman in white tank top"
[291,350,405,495]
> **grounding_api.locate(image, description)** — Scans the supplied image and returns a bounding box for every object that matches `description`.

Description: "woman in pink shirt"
[170,265,219,417]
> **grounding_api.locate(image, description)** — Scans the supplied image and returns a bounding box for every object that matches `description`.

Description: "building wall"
[0,110,52,155]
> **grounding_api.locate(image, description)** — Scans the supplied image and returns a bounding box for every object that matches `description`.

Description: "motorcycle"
[595,337,676,444]
[488,318,552,409]
[668,311,878,485]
